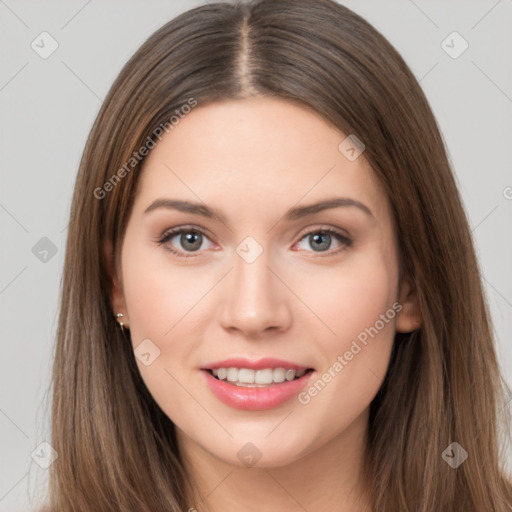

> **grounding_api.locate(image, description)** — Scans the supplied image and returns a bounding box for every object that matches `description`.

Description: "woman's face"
[111,97,419,468]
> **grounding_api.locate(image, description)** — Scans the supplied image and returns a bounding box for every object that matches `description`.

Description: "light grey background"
[1,0,511,510]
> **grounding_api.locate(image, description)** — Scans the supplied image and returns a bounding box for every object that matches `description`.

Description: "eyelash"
[156,225,352,259]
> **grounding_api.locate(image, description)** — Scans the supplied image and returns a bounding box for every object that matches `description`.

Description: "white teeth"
[255,368,273,384]
[285,369,296,381]
[209,366,308,385]
[227,368,238,382]
[273,368,286,383]
[238,368,255,383]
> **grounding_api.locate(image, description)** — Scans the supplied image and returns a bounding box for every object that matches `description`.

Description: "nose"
[219,247,292,338]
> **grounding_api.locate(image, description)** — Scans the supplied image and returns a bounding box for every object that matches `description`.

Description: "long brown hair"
[41,0,512,510]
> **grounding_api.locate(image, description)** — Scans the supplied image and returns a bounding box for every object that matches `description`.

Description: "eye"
[294,227,352,256]
[156,225,352,259]
[157,226,213,258]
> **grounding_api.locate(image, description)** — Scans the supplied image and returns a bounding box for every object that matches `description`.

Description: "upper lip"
[201,357,313,371]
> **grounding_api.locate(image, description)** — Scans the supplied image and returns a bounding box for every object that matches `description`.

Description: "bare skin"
[108,97,421,512]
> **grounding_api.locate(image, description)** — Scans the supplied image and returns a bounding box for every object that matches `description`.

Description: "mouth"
[201,366,316,411]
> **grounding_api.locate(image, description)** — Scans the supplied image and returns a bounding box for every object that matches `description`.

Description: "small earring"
[116,313,125,333]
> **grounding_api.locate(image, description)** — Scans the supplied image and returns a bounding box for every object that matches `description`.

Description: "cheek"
[295,246,398,348]
[295,251,398,429]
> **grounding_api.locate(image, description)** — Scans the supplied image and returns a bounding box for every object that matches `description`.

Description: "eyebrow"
[144,197,374,223]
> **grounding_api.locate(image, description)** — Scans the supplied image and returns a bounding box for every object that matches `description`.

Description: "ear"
[395,277,421,333]
[104,238,129,329]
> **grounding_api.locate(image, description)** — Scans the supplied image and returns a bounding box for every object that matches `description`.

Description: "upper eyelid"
[298,225,351,240]
[159,225,211,241]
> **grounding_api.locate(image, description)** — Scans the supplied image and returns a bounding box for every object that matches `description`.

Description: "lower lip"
[201,369,315,411]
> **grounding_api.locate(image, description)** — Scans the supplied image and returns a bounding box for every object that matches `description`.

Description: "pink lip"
[201,357,312,371]
[201,368,315,411]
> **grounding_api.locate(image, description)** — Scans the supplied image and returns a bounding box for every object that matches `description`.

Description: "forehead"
[135,97,389,223]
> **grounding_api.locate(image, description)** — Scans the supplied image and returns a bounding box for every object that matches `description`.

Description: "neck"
[178,409,372,512]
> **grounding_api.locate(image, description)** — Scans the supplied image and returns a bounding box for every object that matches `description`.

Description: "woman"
[41,0,512,510]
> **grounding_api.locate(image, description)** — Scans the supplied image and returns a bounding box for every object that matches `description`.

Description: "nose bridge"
[219,237,290,334]
[233,245,273,298]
